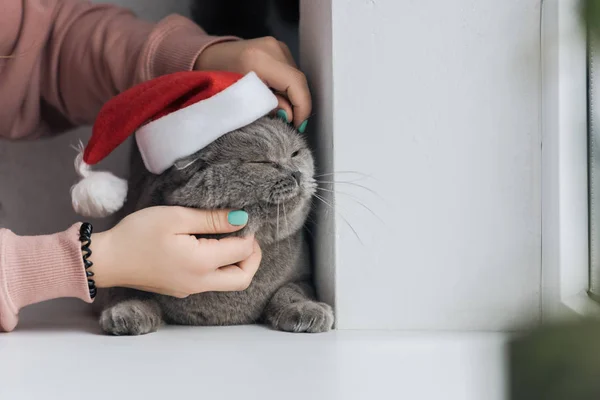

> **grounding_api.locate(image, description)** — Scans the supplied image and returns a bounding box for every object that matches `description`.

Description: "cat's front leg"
[262,282,334,333]
[99,298,163,336]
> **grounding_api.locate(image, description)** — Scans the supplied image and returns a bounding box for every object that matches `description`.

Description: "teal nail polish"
[228,210,248,226]
[298,119,308,133]
[276,109,289,123]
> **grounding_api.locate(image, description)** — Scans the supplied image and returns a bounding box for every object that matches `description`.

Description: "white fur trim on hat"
[70,148,128,218]
[135,71,278,175]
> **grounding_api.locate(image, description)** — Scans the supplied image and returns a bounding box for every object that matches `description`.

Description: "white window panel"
[541,0,600,318]
[591,35,600,299]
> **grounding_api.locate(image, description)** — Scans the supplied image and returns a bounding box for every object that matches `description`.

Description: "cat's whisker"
[303,225,316,241]
[303,214,323,241]
[313,193,362,244]
[306,202,334,239]
[305,214,318,226]
[69,140,85,153]
[316,180,379,195]
[316,180,387,204]
[313,193,363,245]
[314,171,374,182]
[315,170,367,176]
[316,187,385,226]
[282,202,292,252]
[276,202,280,248]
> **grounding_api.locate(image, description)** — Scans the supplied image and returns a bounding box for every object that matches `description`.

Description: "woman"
[0,0,311,332]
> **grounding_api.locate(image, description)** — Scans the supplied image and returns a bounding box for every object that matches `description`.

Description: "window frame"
[541,0,600,319]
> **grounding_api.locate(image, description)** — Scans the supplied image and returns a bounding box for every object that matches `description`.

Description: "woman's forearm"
[0,224,91,332]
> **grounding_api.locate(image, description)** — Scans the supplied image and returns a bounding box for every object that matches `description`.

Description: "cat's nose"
[291,171,302,184]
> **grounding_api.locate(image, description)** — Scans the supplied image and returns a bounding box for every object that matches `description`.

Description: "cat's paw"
[271,301,334,333]
[99,300,162,336]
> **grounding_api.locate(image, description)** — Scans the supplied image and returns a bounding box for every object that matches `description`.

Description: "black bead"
[80,222,93,237]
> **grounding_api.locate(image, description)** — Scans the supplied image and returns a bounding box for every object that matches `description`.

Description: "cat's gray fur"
[95,117,333,335]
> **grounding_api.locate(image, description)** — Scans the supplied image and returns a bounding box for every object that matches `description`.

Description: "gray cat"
[95,117,334,335]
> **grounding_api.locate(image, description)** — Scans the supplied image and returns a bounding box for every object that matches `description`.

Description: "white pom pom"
[70,148,128,218]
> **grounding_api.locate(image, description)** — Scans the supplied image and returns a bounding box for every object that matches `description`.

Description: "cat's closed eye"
[249,160,277,166]
[291,150,301,158]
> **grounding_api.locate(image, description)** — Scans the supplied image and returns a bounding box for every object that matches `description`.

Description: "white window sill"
[2,300,507,400]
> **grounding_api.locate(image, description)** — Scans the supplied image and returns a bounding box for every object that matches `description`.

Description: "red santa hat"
[71,70,278,218]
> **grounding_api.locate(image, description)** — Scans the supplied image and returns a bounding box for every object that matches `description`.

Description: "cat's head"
[158,117,315,243]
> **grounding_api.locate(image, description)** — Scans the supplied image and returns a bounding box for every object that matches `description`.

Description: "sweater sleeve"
[42,1,237,126]
[0,224,90,332]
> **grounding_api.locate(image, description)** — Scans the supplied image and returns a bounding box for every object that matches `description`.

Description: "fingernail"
[228,210,248,226]
[298,119,308,133]
[276,109,289,123]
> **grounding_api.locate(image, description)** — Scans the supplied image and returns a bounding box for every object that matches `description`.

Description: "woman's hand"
[90,206,261,298]
[195,37,311,132]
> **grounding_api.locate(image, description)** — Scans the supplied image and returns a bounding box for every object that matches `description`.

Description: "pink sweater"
[0,0,236,332]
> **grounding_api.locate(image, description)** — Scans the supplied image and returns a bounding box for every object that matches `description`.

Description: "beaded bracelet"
[79,222,97,299]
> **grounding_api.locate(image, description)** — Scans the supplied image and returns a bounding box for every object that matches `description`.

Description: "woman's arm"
[43,1,236,126]
[0,0,236,139]
[0,225,90,332]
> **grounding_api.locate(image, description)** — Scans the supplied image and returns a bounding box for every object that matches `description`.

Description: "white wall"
[301,0,543,330]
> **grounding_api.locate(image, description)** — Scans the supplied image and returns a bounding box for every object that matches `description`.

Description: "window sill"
[3,300,508,400]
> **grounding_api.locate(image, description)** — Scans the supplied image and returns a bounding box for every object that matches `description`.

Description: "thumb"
[170,207,249,234]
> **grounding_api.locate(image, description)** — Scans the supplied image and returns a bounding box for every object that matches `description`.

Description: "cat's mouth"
[267,183,307,206]
[270,193,298,204]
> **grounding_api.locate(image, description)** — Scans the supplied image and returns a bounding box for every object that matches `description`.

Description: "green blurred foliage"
[509,319,600,400]
[580,0,600,40]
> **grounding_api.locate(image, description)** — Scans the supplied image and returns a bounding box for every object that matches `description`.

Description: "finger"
[205,265,251,292]
[270,94,293,124]
[237,240,262,277]
[195,235,255,268]
[206,241,262,291]
[169,207,249,235]
[278,41,297,68]
[252,58,312,127]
